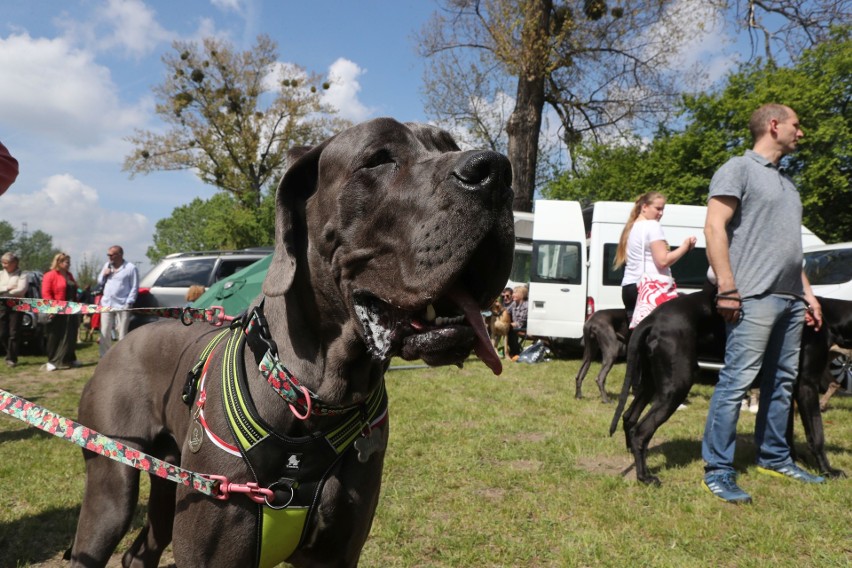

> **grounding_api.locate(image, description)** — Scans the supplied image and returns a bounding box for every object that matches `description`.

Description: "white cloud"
[56,0,174,59]
[2,174,152,273]
[0,33,146,157]
[211,0,243,12]
[322,58,374,122]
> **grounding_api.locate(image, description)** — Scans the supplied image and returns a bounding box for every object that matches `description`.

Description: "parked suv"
[131,248,272,329]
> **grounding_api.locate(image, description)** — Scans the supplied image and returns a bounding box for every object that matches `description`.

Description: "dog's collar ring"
[264,479,296,510]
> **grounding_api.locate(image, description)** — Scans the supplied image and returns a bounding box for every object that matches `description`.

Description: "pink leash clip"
[208,475,275,504]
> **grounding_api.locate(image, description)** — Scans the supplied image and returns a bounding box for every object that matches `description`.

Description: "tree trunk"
[505,0,550,213]
[506,76,545,213]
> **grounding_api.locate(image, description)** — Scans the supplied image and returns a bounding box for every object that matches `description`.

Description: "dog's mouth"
[354,285,501,375]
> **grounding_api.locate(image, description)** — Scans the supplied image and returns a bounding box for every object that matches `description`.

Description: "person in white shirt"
[97,245,139,357]
[614,191,697,322]
[0,252,28,366]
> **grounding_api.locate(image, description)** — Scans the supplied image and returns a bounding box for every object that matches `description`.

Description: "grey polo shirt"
[707,150,804,298]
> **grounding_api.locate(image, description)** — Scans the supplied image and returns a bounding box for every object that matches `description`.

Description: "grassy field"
[1,340,850,567]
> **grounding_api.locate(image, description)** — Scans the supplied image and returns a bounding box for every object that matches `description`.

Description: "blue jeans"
[702,294,806,474]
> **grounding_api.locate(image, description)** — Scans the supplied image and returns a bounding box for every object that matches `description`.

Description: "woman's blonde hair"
[613,192,665,269]
[50,252,70,271]
[513,284,529,301]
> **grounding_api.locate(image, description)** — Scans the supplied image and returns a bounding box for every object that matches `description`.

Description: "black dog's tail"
[609,320,652,436]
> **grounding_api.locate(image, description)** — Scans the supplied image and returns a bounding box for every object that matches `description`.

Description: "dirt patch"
[575,454,636,476]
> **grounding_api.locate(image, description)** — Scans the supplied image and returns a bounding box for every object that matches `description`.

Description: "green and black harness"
[184,302,388,567]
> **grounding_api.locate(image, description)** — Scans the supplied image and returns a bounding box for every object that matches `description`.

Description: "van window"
[601,244,709,288]
[671,248,709,287]
[509,249,532,285]
[531,241,582,284]
[602,243,624,286]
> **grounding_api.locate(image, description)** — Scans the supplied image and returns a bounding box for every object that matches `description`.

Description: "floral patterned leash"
[0,387,273,503]
[1,297,231,326]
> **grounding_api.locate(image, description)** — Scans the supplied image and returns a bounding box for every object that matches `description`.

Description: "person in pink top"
[41,252,81,371]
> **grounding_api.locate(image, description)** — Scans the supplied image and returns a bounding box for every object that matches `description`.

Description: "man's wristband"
[718,288,738,296]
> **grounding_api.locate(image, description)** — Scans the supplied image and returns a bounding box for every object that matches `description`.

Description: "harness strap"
[217,314,388,567]
[182,329,231,405]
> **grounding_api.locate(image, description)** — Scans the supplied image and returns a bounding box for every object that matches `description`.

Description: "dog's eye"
[361,150,396,170]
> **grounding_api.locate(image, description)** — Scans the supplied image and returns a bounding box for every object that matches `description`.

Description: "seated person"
[506,285,528,358]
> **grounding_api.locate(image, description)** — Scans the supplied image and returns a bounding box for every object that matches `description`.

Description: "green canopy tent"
[191,254,271,316]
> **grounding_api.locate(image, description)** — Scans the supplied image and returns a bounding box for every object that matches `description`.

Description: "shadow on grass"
[0,503,162,568]
[0,424,57,444]
[634,433,848,480]
[0,505,80,567]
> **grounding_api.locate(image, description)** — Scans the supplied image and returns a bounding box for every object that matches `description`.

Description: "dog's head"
[264,118,515,374]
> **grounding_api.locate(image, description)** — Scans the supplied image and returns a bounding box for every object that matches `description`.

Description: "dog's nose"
[453,151,513,199]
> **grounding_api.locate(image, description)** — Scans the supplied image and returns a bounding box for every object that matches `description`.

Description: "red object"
[0,141,18,196]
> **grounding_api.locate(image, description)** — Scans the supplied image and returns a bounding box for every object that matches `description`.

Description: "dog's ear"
[263,143,327,297]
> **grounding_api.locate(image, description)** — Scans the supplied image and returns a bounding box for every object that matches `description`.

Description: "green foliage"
[0,220,60,272]
[146,191,275,263]
[74,254,101,289]
[124,35,344,209]
[545,28,852,242]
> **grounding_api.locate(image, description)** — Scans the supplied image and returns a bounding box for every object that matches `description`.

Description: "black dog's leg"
[793,379,846,478]
[621,385,651,452]
[630,388,690,486]
[595,355,616,404]
[575,333,598,399]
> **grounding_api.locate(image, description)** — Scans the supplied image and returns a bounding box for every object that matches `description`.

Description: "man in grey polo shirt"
[701,103,825,504]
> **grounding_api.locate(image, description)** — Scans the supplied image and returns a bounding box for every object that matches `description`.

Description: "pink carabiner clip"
[208,475,274,504]
[288,385,312,420]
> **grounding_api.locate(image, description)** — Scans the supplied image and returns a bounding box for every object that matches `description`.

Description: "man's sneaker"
[67,360,83,368]
[41,362,57,372]
[5,359,16,368]
[702,471,752,504]
[756,463,825,484]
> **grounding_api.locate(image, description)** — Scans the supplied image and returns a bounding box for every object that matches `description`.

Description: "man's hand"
[715,289,742,323]
[805,296,822,331]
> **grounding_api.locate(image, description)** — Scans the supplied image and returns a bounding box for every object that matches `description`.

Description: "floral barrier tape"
[0,387,218,496]
[1,297,228,325]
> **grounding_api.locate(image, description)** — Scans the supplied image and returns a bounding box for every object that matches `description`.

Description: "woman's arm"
[650,236,697,269]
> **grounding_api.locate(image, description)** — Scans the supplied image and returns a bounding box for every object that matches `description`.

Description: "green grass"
[2,345,851,567]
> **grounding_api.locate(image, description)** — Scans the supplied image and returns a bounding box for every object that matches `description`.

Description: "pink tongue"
[447,286,503,375]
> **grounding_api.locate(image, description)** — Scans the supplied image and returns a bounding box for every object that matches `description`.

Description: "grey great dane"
[69,118,515,567]
[574,308,628,403]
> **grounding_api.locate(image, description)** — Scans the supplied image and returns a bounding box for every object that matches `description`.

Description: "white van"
[520,199,825,346]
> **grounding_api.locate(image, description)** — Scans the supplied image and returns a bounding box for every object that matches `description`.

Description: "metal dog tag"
[354,431,382,463]
[188,419,204,453]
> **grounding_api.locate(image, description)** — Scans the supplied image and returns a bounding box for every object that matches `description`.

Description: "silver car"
[131,248,272,328]
[804,241,852,392]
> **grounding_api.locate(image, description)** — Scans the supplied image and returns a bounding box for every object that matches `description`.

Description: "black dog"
[610,284,850,486]
[574,308,628,403]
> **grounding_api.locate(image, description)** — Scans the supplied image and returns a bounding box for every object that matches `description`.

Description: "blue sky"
[0,0,741,275]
